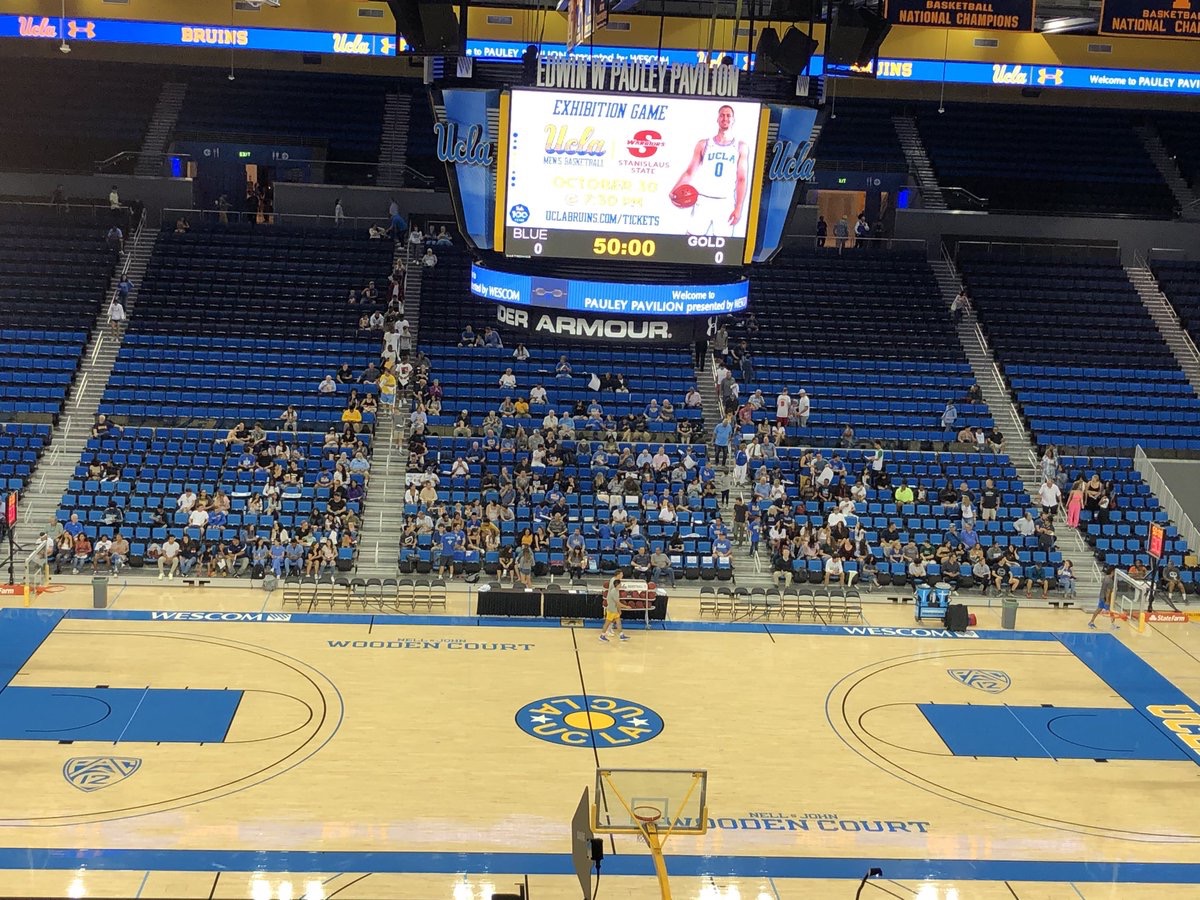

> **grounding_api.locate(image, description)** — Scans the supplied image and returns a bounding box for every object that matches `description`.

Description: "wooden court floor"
[2,585,1200,899]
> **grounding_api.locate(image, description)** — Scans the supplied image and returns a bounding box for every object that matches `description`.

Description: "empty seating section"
[1150,260,1200,349]
[175,72,388,184]
[813,100,906,169]
[744,250,992,444]
[0,210,115,491]
[1062,455,1195,585]
[961,252,1200,451]
[99,224,390,426]
[762,448,1048,587]
[0,61,161,171]
[60,428,364,570]
[103,336,379,427]
[64,222,390,567]
[1153,113,1200,192]
[916,105,1176,217]
[0,424,51,493]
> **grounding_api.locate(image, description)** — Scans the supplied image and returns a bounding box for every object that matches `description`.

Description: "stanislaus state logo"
[627,130,665,158]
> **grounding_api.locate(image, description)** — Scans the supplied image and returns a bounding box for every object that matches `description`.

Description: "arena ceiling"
[469,0,1108,36]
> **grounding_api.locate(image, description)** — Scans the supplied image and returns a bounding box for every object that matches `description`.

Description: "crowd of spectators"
[394,341,726,582]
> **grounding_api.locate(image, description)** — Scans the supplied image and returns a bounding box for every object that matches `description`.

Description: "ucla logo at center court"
[64,757,141,792]
[516,695,664,747]
[947,668,1011,694]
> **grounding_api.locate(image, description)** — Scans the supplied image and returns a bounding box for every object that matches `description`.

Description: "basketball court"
[2,586,1200,899]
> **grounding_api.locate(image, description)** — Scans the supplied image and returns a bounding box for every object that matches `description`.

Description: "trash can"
[1001,598,1018,630]
[92,576,108,609]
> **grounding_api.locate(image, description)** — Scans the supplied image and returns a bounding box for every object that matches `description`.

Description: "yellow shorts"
[604,610,621,624]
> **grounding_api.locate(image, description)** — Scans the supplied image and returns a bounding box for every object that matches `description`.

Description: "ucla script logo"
[64,757,141,792]
[516,695,664,747]
[947,668,1011,694]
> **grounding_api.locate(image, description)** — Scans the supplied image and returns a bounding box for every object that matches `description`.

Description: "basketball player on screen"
[670,104,749,236]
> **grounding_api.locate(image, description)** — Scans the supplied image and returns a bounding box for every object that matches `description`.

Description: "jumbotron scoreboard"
[498,89,770,266]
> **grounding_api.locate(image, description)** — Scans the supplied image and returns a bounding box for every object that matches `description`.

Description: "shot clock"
[501,89,766,267]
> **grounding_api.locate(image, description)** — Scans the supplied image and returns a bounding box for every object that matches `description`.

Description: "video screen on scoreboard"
[503,90,763,266]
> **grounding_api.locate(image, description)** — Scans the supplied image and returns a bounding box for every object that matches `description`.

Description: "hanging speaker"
[388,0,462,54]
[753,27,783,75]
[826,1,891,70]
[776,27,818,76]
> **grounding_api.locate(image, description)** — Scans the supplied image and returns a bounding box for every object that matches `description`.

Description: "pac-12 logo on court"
[516,695,664,747]
[63,757,142,792]
[947,669,1011,694]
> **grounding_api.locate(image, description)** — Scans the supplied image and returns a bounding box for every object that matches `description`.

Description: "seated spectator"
[319,375,337,394]
[513,343,530,361]
[434,225,453,246]
[711,531,733,566]
[92,414,121,440]
[566,544,589,581]
[499,368,517,390]
[422,248,438,268]
[70,533,93,574]
[91,535,112,573]
[1013,511,1036,537]
[482,327,503,348]
[158,536,181,579]
[177,487,198,513]
[556,356,573,378]
[335,363,356,384]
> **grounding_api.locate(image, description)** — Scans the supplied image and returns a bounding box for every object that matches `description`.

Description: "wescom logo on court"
[841,626,979,638]
[150,611,292,621]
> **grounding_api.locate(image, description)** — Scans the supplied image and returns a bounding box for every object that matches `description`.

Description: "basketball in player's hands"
[670,184,699,209]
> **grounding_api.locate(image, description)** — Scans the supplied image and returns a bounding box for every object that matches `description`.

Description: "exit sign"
[238,150,252,158]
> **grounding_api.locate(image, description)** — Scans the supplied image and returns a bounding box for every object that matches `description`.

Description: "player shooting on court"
[670,104,748,237]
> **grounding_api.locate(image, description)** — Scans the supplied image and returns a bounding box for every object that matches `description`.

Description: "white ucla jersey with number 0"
[691,137,740,199]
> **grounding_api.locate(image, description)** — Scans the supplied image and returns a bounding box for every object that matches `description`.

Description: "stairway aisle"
[353,242,422,578]
[892,115,946,210]
[377,92,413,190]
[935,253,1101,602]
[19,222,159,539]
[1134,123,1200,214]
[699,356,771,587]
[134,82,187,177]
[1126,263,1200,396]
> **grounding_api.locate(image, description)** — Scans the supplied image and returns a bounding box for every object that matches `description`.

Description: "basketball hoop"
[632,804,663,832]
[591,769,708,900]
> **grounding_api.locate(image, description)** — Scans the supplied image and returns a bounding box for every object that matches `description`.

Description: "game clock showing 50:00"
[507,225,734,265]
[592,236,656,258]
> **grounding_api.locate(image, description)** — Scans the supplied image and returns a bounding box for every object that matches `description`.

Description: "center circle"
[515,694,665,748]
[564,711,616,729]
